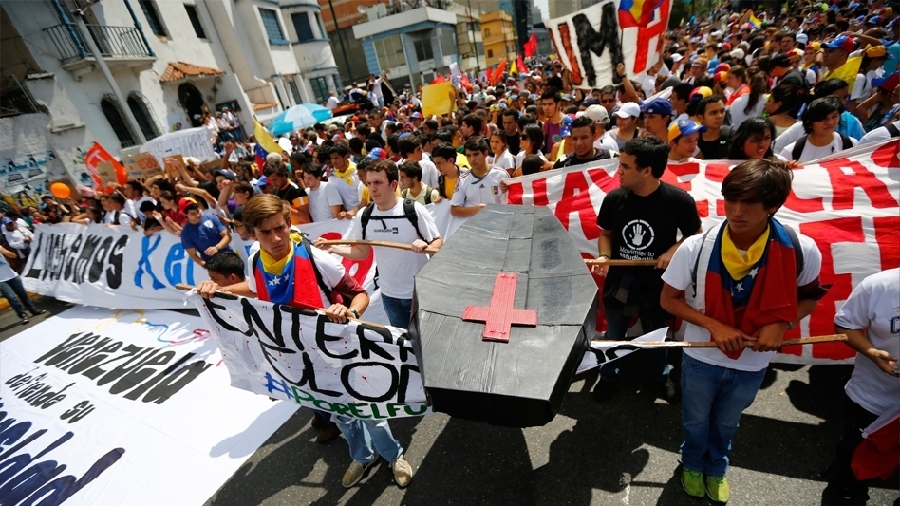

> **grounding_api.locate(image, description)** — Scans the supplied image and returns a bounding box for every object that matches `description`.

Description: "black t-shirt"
[274,182,308,207]
[552,149,612,170]
[596,182,702,308]
[697,126,731,160]
[506,132,521,156]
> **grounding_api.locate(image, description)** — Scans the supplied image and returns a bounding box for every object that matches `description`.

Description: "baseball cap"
[796,33,809,44]
[583,97,599,105]
[689,86,713,102]
[582,104,610,124]
[872,71,900,91]
[1,217,12,225]
[671,53,684,63]
[256,176,268,187]
[867,15,882,25]
[178,197,198,214]
[823,35,855,53]
[367,147,388,159]
[667,119,707,141]
[865,45,895,60]
[215,168,236,180]
[411,112,423,119]
[560,94,574,102]
[642,98,673,117]
[613,102,641,119]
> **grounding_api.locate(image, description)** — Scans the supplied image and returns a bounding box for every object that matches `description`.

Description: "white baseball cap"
[613,102,641,119]
[582,104,610,124]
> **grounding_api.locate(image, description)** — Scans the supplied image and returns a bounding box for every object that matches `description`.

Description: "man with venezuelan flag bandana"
[660,159,829,503]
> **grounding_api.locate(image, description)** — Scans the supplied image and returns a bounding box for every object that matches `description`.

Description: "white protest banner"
[504,140,900,364]
[0,306,297,506]
[187,292,430,420]
[141,126,217,165]
[544,0,670,90]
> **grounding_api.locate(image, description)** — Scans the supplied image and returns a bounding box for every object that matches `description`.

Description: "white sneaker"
[341,458,376,488]
[391,455,413,487]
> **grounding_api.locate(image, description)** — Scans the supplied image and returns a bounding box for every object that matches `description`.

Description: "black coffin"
[408,204,598,427]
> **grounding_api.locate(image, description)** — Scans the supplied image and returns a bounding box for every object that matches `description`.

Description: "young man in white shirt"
[824,268,899,505]
[328,144,362,211]
[398,161,440,206]
[302,164,343,222]
[660,159,828,503]
[397,136,440,188]
[0,244,45,324]
[316,159,441,490]
[449,136,508,217]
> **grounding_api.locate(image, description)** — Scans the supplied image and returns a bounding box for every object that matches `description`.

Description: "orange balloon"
[49,182,70,199]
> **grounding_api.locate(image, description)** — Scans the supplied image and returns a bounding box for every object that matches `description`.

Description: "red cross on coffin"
[461,272,537,342]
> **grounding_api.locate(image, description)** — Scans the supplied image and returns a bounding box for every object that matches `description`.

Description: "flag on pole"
[748,9,762,27]
[524,32,537,57]
[253,118,281,172]
[509,58,517,75]
[618,0,664,28]
[517,55,529,75]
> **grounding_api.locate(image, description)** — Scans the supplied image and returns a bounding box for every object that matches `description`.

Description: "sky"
[534,0,550,20]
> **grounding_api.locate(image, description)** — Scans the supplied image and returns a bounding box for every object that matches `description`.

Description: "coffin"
[408,204,598,427]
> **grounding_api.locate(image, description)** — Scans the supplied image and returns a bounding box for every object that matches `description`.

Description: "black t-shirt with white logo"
[597,181,701,308]
[697,127,731,160]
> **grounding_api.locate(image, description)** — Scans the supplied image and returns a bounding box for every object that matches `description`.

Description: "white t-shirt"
[661,225,822,372]
[0,252,17,283]
[245,241,345,308]
[327,96,339,110]
[728,93,766,131]
[804,68,817,87]
[859,121,900,145]
[773,121,806,154]
[329,170,362,210]
[489,149,516,173]
[834,268,900,416]
[103,209,132,226]
[417,159,441,189]
[450,167,508,208]
[515,149,547,169]
[347,199,440,299]
[307,181,343,222]
[779,132,857,162]
[850,68,883,102]
[594,133,619,153]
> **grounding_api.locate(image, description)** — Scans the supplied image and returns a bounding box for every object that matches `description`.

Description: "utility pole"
[326,0,353,84]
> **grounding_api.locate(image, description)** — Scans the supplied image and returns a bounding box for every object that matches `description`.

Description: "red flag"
[431,74,445,84]
[84,141,126,189]
[491,59,507,85]
[517,55,529,75]
[524,32,538,57]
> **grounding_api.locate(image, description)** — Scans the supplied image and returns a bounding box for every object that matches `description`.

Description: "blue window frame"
[291,12,314,43]
[259,8,288,46]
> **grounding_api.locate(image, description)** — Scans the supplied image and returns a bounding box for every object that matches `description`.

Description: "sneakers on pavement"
[18,314,29,325]
[657,376,682,404]
[391,455,413,487]
[30,309,46,316]
[706,475,730,503]
[341,458,377,488]
[682,468,705,498]
[591,380,617,403]
[316,423,341,443]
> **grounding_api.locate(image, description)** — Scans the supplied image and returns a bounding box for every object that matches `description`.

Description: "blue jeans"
[0,276,36,317]
[334,417,403,464]
[681,353,766,477]
[382,295,412,329]
[599,311,669,384]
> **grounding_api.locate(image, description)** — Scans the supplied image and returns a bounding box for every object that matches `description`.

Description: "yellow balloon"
[50,182,70,199]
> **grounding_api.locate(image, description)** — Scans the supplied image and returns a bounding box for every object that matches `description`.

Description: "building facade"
[352,6,459,91]
[0,0,341,169]
[446,1,486,75]
[480,10,515,67]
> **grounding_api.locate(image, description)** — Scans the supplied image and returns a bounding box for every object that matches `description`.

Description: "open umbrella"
[268,103,332,136]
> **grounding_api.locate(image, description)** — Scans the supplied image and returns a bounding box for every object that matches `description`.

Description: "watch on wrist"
[785,320,797,330]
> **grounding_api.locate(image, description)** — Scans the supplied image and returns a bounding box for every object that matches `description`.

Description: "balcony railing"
[44,24,153,63]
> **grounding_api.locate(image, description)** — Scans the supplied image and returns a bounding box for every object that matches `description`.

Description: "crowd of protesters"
[1,0,897,503]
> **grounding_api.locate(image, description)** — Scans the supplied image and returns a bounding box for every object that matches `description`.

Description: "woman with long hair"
[764,81,809,138]
[779,96,858,162]
[728,69,768,130]
[725,66,749,105]
[488,131,516,175]
[727,118,779,160]
[514,123,551,175]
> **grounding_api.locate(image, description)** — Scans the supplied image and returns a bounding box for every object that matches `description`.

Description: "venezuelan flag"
[253,118,282,172]
[748,9,762,28]
[619,0,663,28]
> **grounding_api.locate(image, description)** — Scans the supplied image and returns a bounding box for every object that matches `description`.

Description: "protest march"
[1,0,899,504]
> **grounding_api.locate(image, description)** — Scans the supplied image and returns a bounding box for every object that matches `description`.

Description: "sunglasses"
[601,99,616,103]
[520,135,529,140]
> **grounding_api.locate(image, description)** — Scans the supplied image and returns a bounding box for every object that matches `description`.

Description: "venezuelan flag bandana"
[253,236,323,310]
[704,218,799,359]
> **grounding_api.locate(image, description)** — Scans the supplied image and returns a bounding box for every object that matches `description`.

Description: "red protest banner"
[504,140,900,364]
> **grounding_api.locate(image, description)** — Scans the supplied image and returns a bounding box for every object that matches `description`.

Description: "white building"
[0,0,340,197]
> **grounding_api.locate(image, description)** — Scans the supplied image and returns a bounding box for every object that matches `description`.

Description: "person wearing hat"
[607,102,642,150]
[552,116,614,169]
[668,119,706,162]
[849,46,895,116]
[801,41,822,79]
[641,98,674,142]
[579,105,618,153]
[821,35,861,88]
[858,71,900,132]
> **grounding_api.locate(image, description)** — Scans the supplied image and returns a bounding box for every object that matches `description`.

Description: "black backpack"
[791,133,853,161]
[250,232,335,304]
[885,123,900,138]
[360,198,425,242]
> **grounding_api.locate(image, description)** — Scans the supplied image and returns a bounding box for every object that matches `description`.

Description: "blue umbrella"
[269,103,332,136]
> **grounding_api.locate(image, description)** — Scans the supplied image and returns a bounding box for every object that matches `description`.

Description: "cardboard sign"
[131,153,164,179]
[422,82,457,118]
[163,155,185,178]
[200,158,223,173]
[96,160,118,184]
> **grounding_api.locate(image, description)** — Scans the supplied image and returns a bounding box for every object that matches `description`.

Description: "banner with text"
[0,306,297,506]
[544,0,670,90]
[504,140,900,364]
[188,292,430,420]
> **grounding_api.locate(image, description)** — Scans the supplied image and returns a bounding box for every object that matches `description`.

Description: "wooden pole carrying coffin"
[408,205,599,427]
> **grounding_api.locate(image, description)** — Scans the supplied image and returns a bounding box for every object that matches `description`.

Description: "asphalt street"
[2,299,898,506]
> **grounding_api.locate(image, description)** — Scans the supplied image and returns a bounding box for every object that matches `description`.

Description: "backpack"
[250,232,336,305]
[360,198,426,242]
[401,185,435,205]
[791,133,853,161]
[690,225,804,296]
[885,122,900,138]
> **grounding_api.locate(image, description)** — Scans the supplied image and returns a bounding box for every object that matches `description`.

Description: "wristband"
[349,309,360,319]
[598,252,611,259]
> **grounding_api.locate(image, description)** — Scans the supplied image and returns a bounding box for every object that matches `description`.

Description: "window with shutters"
[291,12,314,43]
[310,77,328,104]
[101,97,137,148]
[259,8,288,46]
[184,5,206,39]
[139,0,166,37]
